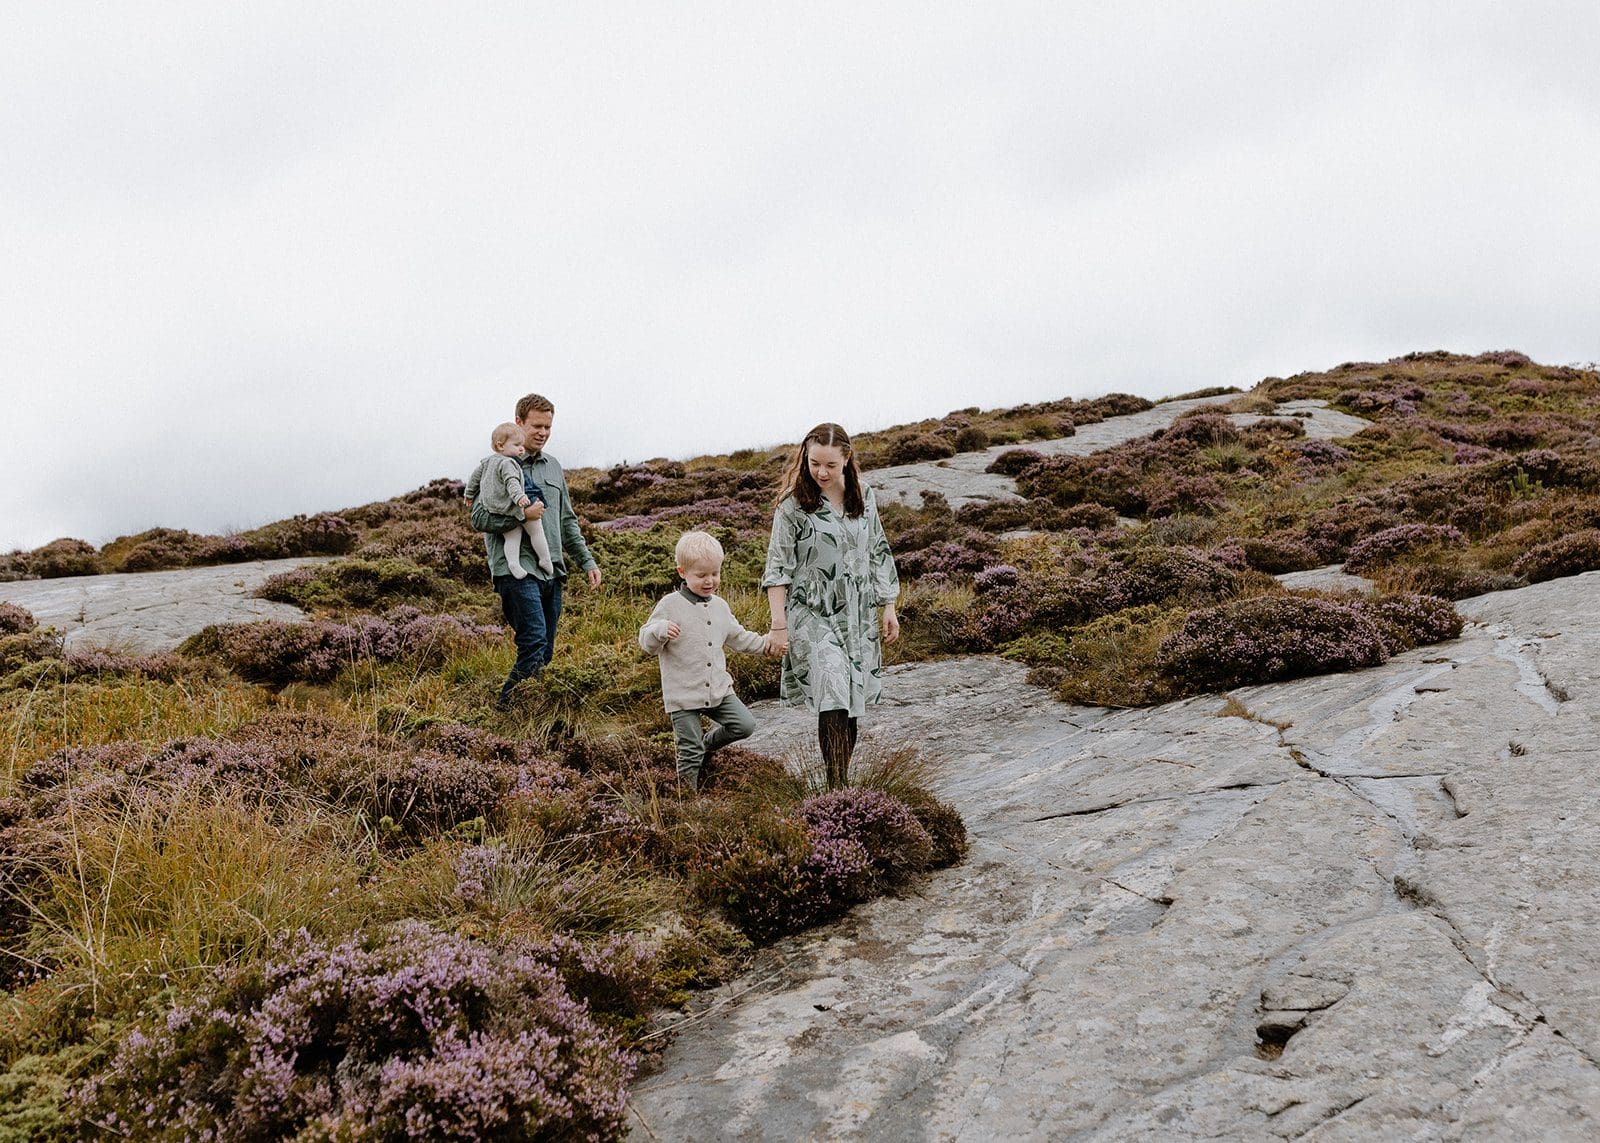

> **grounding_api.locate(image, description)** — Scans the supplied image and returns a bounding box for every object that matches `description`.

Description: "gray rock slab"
[1275,565,1375,593]
[628,575,1600,1139]
[0,558,332,653]
[868,398,1369,511]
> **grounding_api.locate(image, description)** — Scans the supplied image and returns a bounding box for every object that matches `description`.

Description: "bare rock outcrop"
[628,573,1600,1139]
[868,397,1369,510]
[0,557,329,653]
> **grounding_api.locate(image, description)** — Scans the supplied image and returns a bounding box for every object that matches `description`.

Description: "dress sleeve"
[761,500,800,589]
[865,489,900,606]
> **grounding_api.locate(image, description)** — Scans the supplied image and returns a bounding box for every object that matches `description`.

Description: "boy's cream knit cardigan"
[639,589,767,713]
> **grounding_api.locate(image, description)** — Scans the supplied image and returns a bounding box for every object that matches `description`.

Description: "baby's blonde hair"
[491,422,524,451]
[675,531,724,568]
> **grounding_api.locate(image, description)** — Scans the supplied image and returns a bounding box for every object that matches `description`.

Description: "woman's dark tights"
[818,710,859,789]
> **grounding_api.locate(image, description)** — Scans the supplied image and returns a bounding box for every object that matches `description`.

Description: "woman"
[763,423,900,788]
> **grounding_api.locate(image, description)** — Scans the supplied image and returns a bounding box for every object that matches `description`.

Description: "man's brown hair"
[515,394,555,421]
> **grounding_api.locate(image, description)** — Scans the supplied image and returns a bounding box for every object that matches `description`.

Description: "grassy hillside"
[4,348,1600,1138]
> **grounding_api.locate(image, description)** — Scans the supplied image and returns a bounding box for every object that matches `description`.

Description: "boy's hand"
[665,622,681,640]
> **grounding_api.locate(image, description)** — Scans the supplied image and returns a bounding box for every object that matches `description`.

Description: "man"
[471,393,602,707]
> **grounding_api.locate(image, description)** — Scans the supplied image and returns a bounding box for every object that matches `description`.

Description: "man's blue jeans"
[494,572,562,705]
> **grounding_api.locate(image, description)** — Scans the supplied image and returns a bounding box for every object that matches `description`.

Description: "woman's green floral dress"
[762,487,900,717]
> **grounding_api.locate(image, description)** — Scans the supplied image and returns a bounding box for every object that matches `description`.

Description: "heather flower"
[798,788,934,897]
[0,603,37,635]
[896,539,995,579]
[1144,474,1228,518]
[73,922,635,1141]
[1157,595,1392,690]
[1290,439,1353,473]
[1096,545,1242,611]
[985,448,1046,477]
[202,609,501,685]
[1475,349,1533,368]
[973,564,1020,594]
[1158,413,1240,447]
[1235,536,1322,575]
[453,843,509,905]
[1510,529,1600,584]
[1453,443,1497,465]
[1365,593,1463,654]
[62,646,184,681]
[1343,524,1465,574]
[19,537,102,578]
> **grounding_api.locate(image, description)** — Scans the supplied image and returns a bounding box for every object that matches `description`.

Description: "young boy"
[639,531,771,790]
[465,423,554,579]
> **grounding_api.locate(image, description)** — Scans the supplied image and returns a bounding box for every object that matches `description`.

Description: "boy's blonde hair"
[491,422,524,450]
[675,531,724,568]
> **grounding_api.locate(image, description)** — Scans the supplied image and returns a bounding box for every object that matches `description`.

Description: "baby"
[639,531,772,790]
[464,423,553,579]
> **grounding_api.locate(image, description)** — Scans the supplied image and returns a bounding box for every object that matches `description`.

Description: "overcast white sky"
[3,2,1598,552]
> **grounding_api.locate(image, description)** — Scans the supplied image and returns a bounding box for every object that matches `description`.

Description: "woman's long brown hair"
[775,423,866,517]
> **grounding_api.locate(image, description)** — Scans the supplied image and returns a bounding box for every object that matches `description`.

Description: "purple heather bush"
[255,557,464,613]
[0,603,37,635]
[967,569,1099,648]
[973,564,1020,594]
[894,538,997,579]
[1290,439,1353,474]
[1156,592,1461,691]
[15,537,104,579]
[1453,443,1499,465]
[697,787,946,943]
[197,608,501,685]
[1143,473,1229,518]
[1364,593,1464,653]
[986,448,1047,477]
[798,788,934,897]
[73,922,635,1142]
[1157,595,1390,690]
[1096,545,1243,611]
[1343,524,1466,574]
[1299,501,1403,562]
[1158,412,1240,447]
[1476,350,1534,368]
[60,646,186,681]
[1509,529,1600,584]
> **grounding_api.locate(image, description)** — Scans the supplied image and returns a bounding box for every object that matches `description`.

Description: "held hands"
[765,628,789,658]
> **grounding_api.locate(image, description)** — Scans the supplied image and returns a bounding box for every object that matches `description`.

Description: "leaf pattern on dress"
[762,487,900,717]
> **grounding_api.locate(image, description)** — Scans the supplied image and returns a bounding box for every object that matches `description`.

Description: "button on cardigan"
[638,588,767,713]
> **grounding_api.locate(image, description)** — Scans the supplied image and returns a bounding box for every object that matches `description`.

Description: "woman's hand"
[767,628,789,657]
[881,604,900,645]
